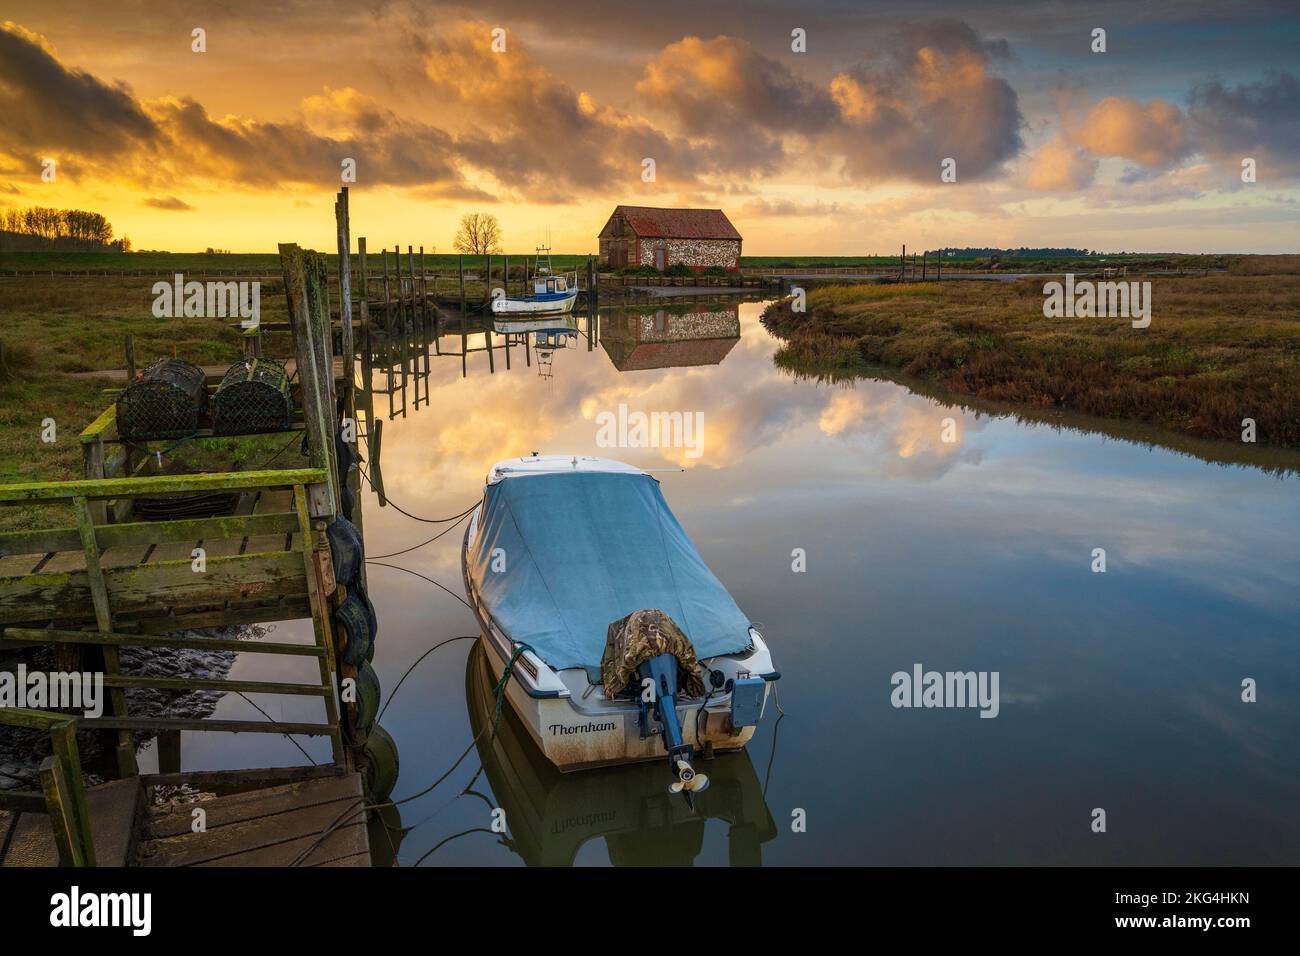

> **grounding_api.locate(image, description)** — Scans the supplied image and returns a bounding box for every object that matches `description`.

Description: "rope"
[376,635,476,723]
[287,640,534,867]
[366,561,473,611]
[357,465,479,524]
[366,505,477,560]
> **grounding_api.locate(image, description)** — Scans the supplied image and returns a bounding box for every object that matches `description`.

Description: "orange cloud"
[1067,96,1190,167]
[1024,135,1098,191]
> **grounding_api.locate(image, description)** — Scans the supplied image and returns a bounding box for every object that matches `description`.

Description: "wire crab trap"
[115,358,209,441]
[211,358,294,435]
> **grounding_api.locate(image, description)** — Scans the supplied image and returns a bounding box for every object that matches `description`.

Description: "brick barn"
[598,206,742,273]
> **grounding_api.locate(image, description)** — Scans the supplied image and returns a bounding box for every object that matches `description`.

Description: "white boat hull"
[478,630,760,772]
[491,290,578,315]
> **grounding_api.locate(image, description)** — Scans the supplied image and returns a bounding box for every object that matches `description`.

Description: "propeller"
[668,758,709,795]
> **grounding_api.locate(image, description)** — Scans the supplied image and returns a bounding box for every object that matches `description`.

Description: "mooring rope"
[366,561,473,611]
[286,641,533,867]
[357,464,480,524]
[365,504,477,560]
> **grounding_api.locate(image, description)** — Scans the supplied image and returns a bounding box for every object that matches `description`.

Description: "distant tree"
[452,213,503,255]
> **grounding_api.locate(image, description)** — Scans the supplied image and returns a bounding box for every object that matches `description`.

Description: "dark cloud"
[1189,71,1300,176]
[142,195,193,210]
[636,36,841,173]
[636,21,1023,184]
[0,24,483,194]
[0,22,158,156]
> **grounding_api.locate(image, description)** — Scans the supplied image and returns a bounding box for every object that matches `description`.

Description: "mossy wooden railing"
[0,709,95,866]
[0,467,344,777]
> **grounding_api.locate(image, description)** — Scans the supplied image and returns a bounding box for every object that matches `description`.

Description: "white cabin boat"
[462,455,780,792]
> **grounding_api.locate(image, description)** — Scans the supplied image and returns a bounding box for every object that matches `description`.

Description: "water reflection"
[353,297,1300,866]
[601,305,741,371]
[493,315,580,380]
[465,644,777,866]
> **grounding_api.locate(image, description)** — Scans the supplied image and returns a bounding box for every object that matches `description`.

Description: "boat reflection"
[601,305,741,372]
[465,643,778,866]
[493,316,580,379]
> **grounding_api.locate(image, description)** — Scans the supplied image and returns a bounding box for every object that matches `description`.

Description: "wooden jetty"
[0,189,381,867]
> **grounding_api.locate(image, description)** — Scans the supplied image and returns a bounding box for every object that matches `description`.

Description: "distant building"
[598,206,742,272]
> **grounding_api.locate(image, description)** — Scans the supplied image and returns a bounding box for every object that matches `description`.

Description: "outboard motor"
[637,652,709,795]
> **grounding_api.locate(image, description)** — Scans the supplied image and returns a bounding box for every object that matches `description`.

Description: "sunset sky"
[2,0,1297,254]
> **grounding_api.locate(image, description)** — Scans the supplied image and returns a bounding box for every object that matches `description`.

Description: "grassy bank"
[0,275,298,530]
[761,274,1300,448]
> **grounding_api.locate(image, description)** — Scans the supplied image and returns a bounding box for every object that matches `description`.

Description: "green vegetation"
[762,271,1300,448]
[0,272,300,530]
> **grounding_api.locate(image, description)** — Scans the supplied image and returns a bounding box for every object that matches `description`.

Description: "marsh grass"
[0,275,294,530]
[763,274,1300,447]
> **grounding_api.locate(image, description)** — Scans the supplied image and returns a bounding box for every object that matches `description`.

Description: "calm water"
[175,299,1300,865]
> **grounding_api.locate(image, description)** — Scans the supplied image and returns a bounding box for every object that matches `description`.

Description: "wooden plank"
[1,779,138,868]
[248,489,293,554]
[0,551,309,625]
[0,553,44,574]
[0,707,75,731]
[146,773,361,838]
[0,468,327,503]
[142,765,345,793]
[39,756,83,866]
[78,405,117,444]
[137,774,367,867]
[85,717,336,735]
[101,674,329,696]
[1,626,323,656]
[296,485,344,767]
[281,244,338,518]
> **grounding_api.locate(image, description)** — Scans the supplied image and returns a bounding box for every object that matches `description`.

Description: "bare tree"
[452,213,503,255]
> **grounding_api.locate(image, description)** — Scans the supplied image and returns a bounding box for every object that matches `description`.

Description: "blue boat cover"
[467,471,752,671]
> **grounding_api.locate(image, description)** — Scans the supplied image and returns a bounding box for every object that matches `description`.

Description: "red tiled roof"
[613,206,741,241]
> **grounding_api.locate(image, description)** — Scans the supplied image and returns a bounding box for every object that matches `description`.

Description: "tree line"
[0,206,130,251]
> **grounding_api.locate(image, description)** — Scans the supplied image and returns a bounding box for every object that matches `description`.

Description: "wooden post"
[49,722,95,865]
[458,254,465,312]
[72,495,137,777]
[901,244,906,282]
[370,419,387,507]
[922,251,926,281]
[124,334,136,382]
[357,238,375,466]
[158,729,181,775]
[279,244,339,518]
[335,188,355,388]
[40,755,85,866]
[381,249,393,415]
[293,485,346,767]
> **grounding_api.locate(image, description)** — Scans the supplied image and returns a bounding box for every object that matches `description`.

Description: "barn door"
[654,244,665,270]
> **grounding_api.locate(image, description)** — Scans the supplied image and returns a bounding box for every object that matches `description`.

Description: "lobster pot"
[211,358,293,435]
[115,359,208,440]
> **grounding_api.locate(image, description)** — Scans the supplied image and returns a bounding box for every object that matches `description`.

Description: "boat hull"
[491,289,578,315]
[477,629,756,773]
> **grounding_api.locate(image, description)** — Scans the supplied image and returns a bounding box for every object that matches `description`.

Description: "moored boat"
[491,247,578,315]
[462,454,779,792]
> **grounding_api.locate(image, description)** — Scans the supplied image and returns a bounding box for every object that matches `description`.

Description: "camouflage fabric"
[601,608,707,700]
